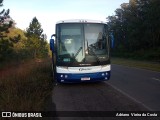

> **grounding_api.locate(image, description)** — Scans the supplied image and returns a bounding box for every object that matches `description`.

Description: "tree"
[0,0,13,61]
[0,0,12,37]
[107,0,160,61]
[26,17,48,58]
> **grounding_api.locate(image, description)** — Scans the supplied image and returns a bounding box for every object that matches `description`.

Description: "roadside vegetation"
[0,0,53,113]
[108,0,160,72]
[0,0,49,67]
[0,58,53,111]
[108,0,160,62]
[111,57,160,72]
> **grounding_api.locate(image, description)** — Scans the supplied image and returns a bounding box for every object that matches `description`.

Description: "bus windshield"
[57,23,109,66]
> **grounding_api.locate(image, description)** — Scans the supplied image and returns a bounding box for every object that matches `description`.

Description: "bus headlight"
[65,75,68,78]
[61,75,63,78]
[102,73,105,76]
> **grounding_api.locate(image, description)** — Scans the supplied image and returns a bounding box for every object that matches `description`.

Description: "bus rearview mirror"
[110,32,114,48]
[50,39,54,51]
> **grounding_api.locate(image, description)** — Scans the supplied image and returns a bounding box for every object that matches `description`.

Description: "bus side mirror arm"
[51,34,56,38]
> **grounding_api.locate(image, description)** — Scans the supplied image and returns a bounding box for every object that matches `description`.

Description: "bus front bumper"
[55,71,110,83]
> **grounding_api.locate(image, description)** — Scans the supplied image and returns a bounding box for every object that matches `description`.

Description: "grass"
[0,58,53,112]
[111,57,160,72]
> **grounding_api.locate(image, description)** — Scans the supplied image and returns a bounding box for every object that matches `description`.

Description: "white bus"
[50,19,111,83]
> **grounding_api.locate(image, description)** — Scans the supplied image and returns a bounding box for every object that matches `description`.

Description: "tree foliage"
[26,17,48,58]
[0,0,13,61]
[107,0,160,61]
[0,1,49,66]
[0,0,13,36]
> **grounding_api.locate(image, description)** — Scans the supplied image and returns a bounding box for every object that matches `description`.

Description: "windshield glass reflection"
[57,23,109,65]
[84,24,108,63]
[57,24,84,63]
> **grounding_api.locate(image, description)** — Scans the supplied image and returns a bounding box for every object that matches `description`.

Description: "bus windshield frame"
[56,23,110,67]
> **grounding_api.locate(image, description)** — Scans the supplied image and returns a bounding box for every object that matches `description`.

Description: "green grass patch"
[111,57,160,72]
[0,58,53,111]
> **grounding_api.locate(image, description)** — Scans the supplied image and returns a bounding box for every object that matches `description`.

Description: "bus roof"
[56,19,107,24]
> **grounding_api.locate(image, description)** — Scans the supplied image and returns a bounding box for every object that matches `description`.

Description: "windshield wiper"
[74,47,82,58]
[86,40,101,63]
[89,48,101,63]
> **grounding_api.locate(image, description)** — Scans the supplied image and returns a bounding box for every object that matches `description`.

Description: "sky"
[3,0,129,41]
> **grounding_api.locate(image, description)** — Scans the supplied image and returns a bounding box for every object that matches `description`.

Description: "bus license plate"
[81,77,90,81]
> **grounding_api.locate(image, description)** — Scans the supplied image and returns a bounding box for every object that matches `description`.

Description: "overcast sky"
[3,0,129,40]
